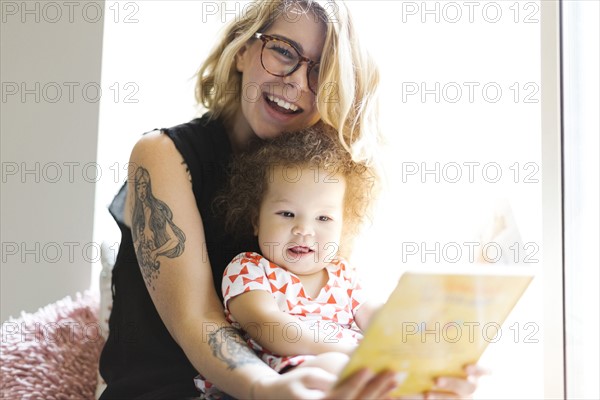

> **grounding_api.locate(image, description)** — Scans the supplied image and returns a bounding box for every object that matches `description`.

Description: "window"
[562,1,600,398]
[347,2,547,397]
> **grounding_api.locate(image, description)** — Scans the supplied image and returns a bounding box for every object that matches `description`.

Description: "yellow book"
[339,269,534,396]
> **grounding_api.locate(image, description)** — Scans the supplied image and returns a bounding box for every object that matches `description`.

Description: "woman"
[99,1,483,398]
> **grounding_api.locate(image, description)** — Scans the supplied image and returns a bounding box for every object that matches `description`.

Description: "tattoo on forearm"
[208,327,263,370]
[131,166,186,290]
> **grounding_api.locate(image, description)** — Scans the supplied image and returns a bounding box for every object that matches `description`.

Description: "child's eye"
[318,216,331,222]
[278,211,295,218]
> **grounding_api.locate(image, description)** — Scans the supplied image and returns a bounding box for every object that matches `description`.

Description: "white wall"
[1,1,105,321]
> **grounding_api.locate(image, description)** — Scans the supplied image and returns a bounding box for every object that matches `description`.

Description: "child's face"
[255,165,345,276]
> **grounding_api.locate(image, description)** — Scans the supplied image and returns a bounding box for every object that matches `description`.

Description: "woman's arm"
[124,132,285,398]
[228,290,357,356]
[148,220,180,261]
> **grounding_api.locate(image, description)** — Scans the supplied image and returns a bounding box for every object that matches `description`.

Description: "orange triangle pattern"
[270,282,288,294]
[222,254,366,351]
[243,276,264,285]
[228,265,249,283]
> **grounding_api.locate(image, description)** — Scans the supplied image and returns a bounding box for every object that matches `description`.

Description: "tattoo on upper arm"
[208,327,263,370]
[131,166,186,290]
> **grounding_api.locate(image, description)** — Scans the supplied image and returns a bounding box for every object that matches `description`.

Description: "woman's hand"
[252,364,487,399]
[253,368,400,400]
[399,364,490,400]
[326,368,400,400]
[252,367,335,400]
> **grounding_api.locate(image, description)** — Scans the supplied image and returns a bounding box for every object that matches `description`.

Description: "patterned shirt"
[222,251,366,371]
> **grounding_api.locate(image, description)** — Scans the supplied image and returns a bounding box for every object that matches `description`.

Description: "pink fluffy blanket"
[1,291,104,399]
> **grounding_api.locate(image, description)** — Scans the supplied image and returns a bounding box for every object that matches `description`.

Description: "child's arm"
[343,258,382,333]
[228,290,357,356]
[353,300,382,331]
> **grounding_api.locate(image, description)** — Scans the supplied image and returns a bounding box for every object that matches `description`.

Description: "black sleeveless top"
[99,116,258,399]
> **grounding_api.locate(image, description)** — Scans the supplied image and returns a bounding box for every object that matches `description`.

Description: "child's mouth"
[288,246,314,255]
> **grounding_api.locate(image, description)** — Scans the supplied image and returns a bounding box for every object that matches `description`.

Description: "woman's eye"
[271,45,294,59]
[318,216,331,222]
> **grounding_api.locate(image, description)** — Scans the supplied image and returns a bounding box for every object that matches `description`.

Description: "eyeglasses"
[253,32,320,95]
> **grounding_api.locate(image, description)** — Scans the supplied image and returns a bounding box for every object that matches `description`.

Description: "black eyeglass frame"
[253,32,320,95]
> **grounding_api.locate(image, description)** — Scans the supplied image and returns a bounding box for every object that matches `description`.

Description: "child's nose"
[292,221,314,236]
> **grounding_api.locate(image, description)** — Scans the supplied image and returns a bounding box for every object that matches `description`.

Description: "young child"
[196,124,375,396]
[195,124,380,397]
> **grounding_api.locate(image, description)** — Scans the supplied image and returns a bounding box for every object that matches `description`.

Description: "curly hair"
[216,123,377,257]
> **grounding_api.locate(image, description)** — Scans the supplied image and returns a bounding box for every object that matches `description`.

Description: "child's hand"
[339,343,358,355]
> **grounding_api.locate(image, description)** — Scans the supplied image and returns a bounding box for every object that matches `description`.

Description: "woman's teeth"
[267,95,299,112]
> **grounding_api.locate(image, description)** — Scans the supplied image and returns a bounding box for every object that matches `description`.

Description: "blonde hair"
[196,0,381,164]
[216,124,377,258]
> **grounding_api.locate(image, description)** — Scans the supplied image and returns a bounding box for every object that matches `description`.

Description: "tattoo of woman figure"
[131,167,186,290]
[208,327,263,370]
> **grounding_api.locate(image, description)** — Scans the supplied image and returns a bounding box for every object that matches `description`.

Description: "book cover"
[339,272,533,396]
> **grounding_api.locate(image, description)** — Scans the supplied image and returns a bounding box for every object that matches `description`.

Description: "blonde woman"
[99,1,484,398]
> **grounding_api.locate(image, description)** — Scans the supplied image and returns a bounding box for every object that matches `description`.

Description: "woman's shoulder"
[132,128,173,151]
[132,115,219,147]
[164,114,227,147]
[128,129,182,171]
[129,115,231,184]
[160,114,217,135]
